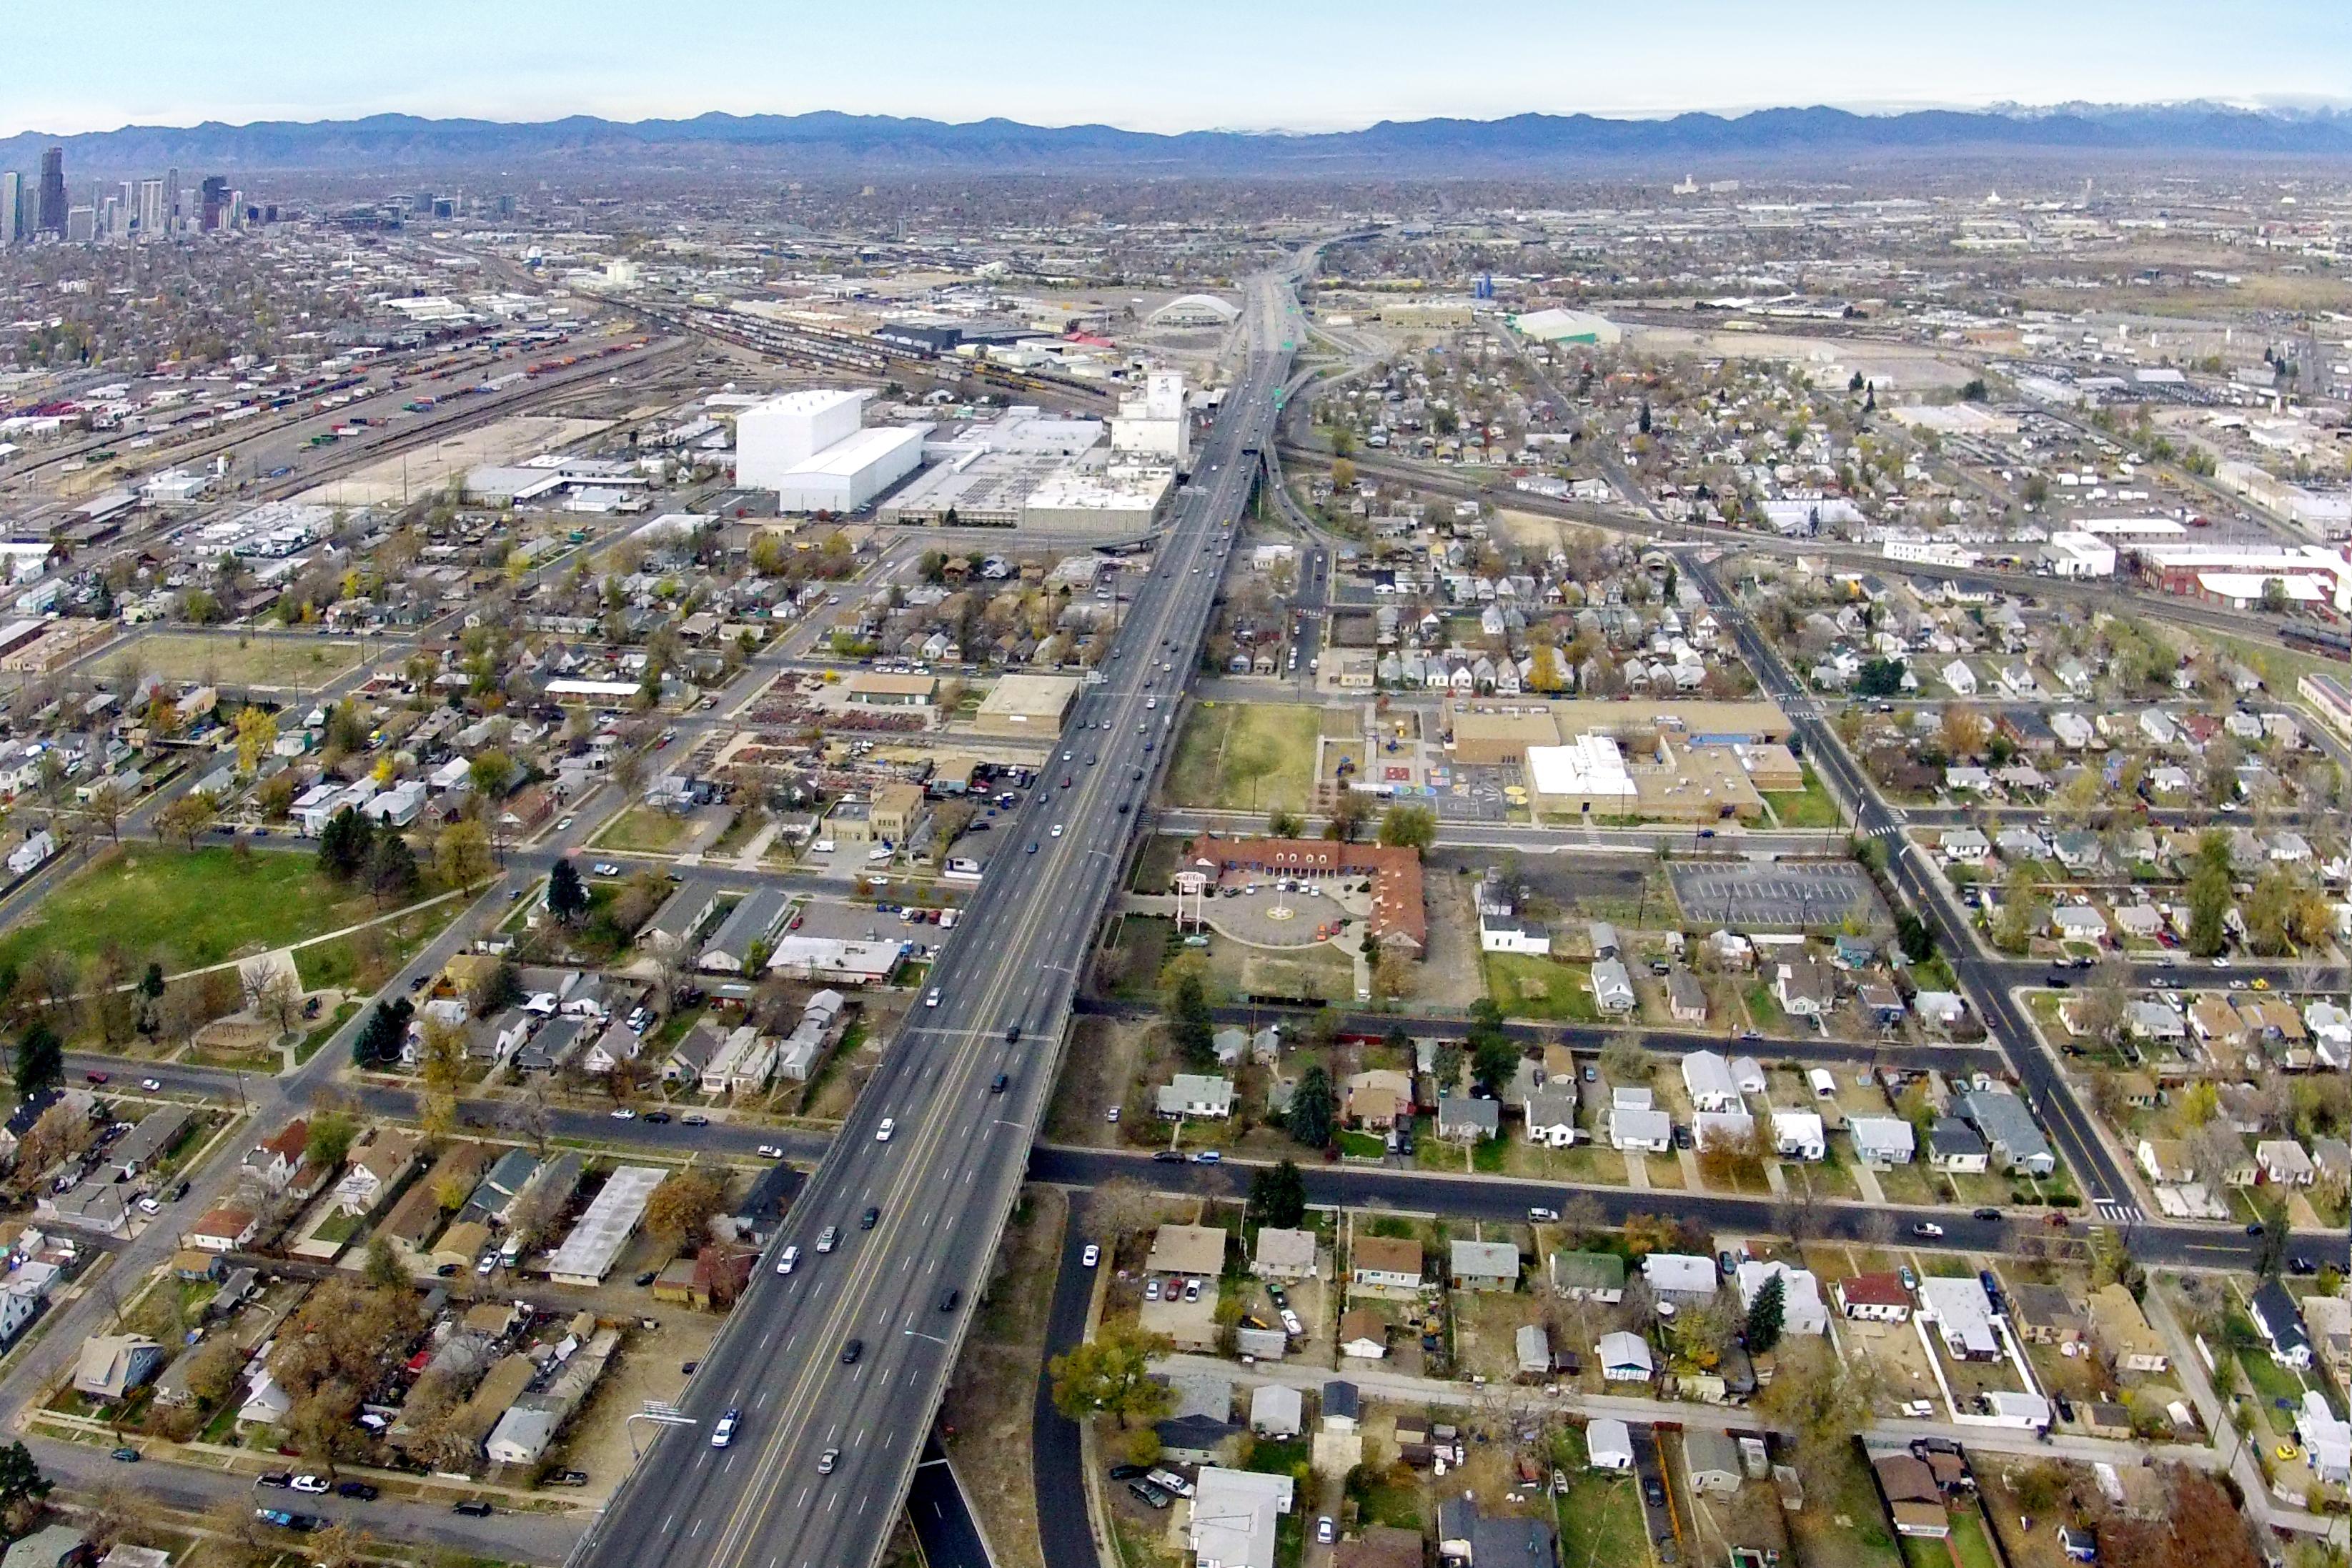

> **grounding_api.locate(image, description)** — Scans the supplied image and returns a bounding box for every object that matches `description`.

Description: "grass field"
[129,632,367,690]
[1484,953,1599,1021]
[1552,1429,1647,1568]
[0,846,390,975]
[1765,766,1842,829]
[1165,701,1322,813]
[596,805,691,854]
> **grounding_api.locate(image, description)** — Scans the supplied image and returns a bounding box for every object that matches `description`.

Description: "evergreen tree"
[353,998,413,1068]
[1247,1159,1307,1230]
[364,831,420,904]
[1285,1064,1334,1148]
[547,858,590,926]
[14,1023,61,1099]
[1745,1269,1786,1353]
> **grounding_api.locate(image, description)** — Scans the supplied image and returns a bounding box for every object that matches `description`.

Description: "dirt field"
[545,1313,721,1503]
[1047,1014,1151,1145]
[128,631,368,690]
[295,414,612,507]
[941,1184,1067,1568]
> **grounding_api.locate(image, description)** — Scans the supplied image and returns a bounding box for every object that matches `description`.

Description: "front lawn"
[595,805,691,854]
[1484,954,1599,1021]
[0,845,392,975]
[1765,767,1843,829]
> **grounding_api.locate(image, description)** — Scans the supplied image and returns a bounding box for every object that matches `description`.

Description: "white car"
[139,1078,162,1092]
[1911,1221,1945,1239]
[1105,1106,1121,1123]
[1051,824,1064,838]
[610,1107,637,1121]
[757,1144,785,1159]
[289,1475,329,1495]
[924,988,941,1008]
[557,815,575,830]
[593,862,621,877]
[137,1196,160,1215]
[775,1245,800,1276]
[1082,1244,1100,1269]
[875,1118,895,1143]
[711,1409,740,1449]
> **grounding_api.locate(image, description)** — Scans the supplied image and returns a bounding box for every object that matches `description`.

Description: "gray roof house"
[1958,1090,2055,1176]
[1447,1239,1521,1291]
[1436,1096,1502,1142]
[699,888,793,975]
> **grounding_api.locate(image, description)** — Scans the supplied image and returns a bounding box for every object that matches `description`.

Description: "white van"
[775,1244,801,1276]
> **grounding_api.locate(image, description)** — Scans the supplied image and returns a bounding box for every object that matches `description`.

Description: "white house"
[1771,1109,1827,1161]
[1610,1107,1673,1153]
[1850,1116,1916,1166]
[1682,1051,1742,1113]
[1587,1417,1635,1471]
[1736,1260,1828,1337]
[1597,1330,1654,1381]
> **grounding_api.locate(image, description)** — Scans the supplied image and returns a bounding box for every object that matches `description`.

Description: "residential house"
[1251,1229,1318,1281]
[1351,1236,1424,1294]
[1642,1253,1720,1307]
[1667,968,1709,1023]
[1436,1097,1500,1143]
[1685,1429,1745,1495]
[1591,958,1635,1015]
[1850,1116,1916,1167]
[1189,1466,1293,1568]
[1918,1276,2001,1361]
[1835,1273,1913,1322]
[1774,958,1834,1017]
[2087,1284,2169,1374]
[2011,1284,2088,1348]
[1523,1079,1579,1148]
[1737,1260,1828,1337]
[1772,1110,1827,1161]
[1683,1051,1742,1113]
[1250,1384,1303,1439]
[1337,1309,1389,1360]
[244,1119,309,1193]
[74,1333,163,1399]
[2251,1280,2314,1369]
[1928,1118,1989,1173]
[1447,1240,1520,1293]
[1957,1090,2055,1176]
[2257,1140,2317,1186]
[1597,1330,1654,1381]
[1156,1074,1235,1120]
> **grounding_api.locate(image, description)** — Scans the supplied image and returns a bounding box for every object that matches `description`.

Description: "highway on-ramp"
[565,272,1307,1568]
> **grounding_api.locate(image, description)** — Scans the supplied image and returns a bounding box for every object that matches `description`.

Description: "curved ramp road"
[566,272,1308,1568]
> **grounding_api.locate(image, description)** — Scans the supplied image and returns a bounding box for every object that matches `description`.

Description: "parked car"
[337,1481,380,1499]
[452,1499,495,1517]
[1911,1222,1945,1239]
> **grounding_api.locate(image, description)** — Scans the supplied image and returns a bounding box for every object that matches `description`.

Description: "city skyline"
[6,0,2352,138]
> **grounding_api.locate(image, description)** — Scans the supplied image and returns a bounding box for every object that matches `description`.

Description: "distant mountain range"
[7,103,2352,179]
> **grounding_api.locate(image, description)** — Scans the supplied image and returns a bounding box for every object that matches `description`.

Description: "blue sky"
[13,1,2352,137]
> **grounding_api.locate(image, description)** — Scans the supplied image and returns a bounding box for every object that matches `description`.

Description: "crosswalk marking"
[2093,1199,2144,1223]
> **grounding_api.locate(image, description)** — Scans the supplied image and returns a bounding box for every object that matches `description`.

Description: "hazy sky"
[13,0,2352,137]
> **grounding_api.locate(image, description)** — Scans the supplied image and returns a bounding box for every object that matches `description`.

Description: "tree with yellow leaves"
[234,705,278,773]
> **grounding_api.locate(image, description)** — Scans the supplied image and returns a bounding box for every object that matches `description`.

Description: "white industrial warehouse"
[735,388,928,514]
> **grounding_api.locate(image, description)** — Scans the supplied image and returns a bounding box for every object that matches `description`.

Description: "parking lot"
[1670,861,1885,930]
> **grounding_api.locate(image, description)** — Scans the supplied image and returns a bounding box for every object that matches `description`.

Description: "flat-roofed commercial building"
[974,673,1081,737]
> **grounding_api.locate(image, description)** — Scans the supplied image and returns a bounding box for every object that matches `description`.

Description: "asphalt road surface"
[565,270,1309,1568]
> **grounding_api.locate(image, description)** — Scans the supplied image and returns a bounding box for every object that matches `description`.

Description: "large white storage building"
[735,388,928,513]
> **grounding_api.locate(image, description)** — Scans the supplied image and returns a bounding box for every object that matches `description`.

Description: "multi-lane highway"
[566,269,1307,1568]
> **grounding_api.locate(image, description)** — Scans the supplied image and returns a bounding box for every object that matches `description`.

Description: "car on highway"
[1911,1222,1945,1239]
[1027,841,1038,854]
[1082,1244,1100,1268]
[860,1206,880,1229]
[925,988,941,1008]
[939,1287,961,1313]
[991,1072,1009,1094]
[840,1339,864,1365]
[139,1078,162,1092]
[776,1245,800,1276]
[875,1118,895,1142]
[1051,823,1064,838]
[815,1226,840,1253]
[818,1448,840,1475]
[711,1409,741,1448]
